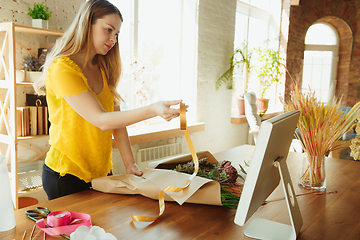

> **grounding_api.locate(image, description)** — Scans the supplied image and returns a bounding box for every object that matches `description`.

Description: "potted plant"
[22,54,42,83]
[255,46,283,115]
[215,41,254,115]
[27,2,52,29]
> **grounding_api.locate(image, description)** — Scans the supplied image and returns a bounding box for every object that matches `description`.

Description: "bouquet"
[281,80,360,188]
[92,151,248,209]
[173,157,246,209]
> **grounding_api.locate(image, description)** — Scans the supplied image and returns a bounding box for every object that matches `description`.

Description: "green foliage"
[238,161,248,181]
[27,2,52,20]
[208,169,220,181]
[215,41,253,93]
[255,47,283,98]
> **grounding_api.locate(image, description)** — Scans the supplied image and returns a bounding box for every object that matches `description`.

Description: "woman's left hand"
[125,163,143,176]
[151,100,186,122]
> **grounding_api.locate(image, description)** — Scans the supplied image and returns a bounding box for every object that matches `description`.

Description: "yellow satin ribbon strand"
[131,102,199,222]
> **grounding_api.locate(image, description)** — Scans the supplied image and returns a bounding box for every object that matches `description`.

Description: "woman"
[34,0,182,200]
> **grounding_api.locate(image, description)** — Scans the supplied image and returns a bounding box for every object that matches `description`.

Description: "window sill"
[231,111,284,124]
[113,120,205,146]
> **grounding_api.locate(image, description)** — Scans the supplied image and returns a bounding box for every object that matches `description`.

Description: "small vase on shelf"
[28,2,52,29]
[25,71,42,83]
[298,153,326,190]
[32,19,48,29]
[16,70,25,83]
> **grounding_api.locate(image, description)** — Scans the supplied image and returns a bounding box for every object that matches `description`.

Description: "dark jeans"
[42,164,91,200]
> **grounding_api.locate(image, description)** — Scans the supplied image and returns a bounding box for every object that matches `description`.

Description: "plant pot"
[16,70,25,83]
[32,19,48,29]
[25,71,42,83]
[255,98,269,115]
[237,98,245,115]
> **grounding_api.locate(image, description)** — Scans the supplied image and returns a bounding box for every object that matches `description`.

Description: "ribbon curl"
[131,102,199,222]
[36,211,92,236]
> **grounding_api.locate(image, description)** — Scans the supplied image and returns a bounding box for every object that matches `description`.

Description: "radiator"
[136,143,182,170]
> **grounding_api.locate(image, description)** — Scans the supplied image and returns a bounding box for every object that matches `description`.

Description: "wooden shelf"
[17,134,50,141]
[0,22,64,209]
[18,186,44,196]
[16,82,34,86]
[231,111,284,124]
[14,24,63,37]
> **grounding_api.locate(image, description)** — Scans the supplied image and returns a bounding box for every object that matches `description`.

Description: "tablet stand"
[243,157,303,240]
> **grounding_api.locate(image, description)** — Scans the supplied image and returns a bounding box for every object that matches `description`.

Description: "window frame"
[233,0,282,113]
[302,23,339,102]
[111,0,198,123]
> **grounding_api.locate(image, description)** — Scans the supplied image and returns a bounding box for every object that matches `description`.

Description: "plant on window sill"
[215,40,254,99]
[255,46,283,99]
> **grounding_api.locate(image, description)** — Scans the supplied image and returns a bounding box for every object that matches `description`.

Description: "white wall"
[0,0,249,172]
[192,0,248,154]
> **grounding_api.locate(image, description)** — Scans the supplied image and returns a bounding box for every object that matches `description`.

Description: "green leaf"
[27,2,52,20]
[239,163,247,175]
[209,169,220,181]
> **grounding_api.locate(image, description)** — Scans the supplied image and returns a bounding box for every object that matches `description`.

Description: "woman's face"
[91,13,122,55]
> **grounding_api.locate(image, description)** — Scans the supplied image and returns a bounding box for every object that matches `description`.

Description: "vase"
[16,70,25,83]
[32,19,48,29]
[255,98,269,115]
[237,98,245,115]
[25,71,42,83]
[298,153,326,190]
[0,155,16,231]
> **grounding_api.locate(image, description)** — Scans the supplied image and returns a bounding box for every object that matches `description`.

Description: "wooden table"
[2,145,360,240]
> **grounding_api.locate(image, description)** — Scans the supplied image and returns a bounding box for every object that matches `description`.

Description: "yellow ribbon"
[131,103,199,222]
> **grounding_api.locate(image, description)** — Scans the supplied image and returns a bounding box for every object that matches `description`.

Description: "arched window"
[302,23,339,102]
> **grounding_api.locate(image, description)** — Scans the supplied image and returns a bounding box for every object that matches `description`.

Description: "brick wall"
[0,0,83,71]
[286,0,359,105]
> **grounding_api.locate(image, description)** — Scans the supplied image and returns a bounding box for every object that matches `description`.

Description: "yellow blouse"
[45,56,114,183]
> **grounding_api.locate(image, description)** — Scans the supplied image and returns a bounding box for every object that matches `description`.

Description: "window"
[302,23,339,103]
[110,0,197,121]
[233,0,282,112]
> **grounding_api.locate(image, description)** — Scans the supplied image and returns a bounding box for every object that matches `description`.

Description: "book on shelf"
[29,106,37,136]
[37,107,43,135]
[37,106,49,135]
[24,107,29,136]
[16,109,22,137]
[16,106,48,137]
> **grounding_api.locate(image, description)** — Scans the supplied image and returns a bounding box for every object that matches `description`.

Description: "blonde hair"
[34,0,123,103]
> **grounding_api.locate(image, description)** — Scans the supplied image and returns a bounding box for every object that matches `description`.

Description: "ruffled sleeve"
[47,57,88,98]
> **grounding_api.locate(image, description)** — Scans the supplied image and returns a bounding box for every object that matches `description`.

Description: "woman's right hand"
[151,100,183,121]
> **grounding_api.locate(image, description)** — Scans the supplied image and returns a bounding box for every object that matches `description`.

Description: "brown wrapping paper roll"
[92,151,222,206]
[92,103,222,222]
